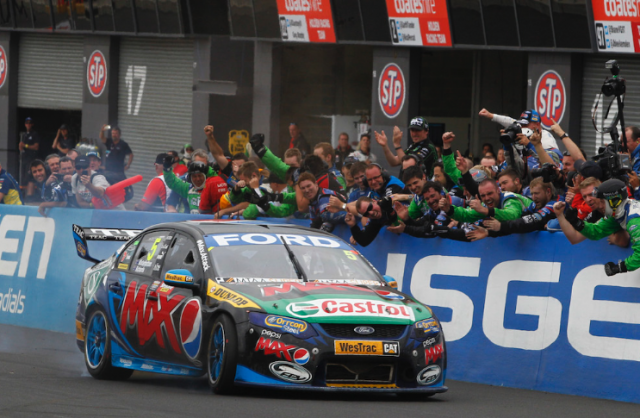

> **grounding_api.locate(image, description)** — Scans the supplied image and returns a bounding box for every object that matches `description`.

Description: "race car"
[73,221,447,395]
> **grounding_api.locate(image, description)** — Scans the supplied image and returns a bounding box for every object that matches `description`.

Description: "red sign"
[534,70,566,129]
[0,46,7,89]
[276,0,336,43]
[591,1,639,52]
[378,63,406,119]
[386,0,452,47]
[87,50,107,97]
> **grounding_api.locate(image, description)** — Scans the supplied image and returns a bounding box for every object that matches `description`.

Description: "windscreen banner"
[1,206,639,403]
[385,0,452,47]
[276,0,336,43]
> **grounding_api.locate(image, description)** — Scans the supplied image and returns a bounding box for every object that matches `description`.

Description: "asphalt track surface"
[0,324,638,418]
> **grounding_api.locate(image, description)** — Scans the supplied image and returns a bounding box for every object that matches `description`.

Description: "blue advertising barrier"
[1,205,639,403]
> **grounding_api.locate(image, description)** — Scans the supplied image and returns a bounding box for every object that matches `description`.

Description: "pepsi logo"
[87,50,107,97]
[378,63,406,119]
[179,299,202,360]
[293,348,310,365]
[0,46,6,90]
[534,70,566,129]
[375,290,404,300]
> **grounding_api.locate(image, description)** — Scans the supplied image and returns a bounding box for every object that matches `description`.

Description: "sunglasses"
[363,202,374,217]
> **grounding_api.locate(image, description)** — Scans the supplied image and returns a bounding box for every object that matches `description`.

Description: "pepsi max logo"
[375,290,404,300]
[354,326,375,335]
[179,299,202,360]
[293,348,310,365]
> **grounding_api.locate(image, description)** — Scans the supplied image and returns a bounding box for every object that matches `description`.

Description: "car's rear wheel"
[207,315,238,394]
[85,309,133,380]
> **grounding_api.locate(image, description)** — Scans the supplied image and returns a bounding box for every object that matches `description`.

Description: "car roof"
[142,220,339,240]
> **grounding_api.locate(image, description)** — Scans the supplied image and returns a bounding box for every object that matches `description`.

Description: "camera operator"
[554,178,638,276]
[345,196,398,246]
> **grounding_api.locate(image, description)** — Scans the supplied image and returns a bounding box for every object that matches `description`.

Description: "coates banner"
[592,0,640,52]
[276,0,336,43]
[386,0,452,47]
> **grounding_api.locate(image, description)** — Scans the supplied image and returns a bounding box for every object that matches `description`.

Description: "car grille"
[326,362,394,384]
[319,323,407,339]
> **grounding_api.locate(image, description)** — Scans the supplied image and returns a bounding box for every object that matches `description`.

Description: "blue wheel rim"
[86,313,107,368]
[209,325,225,382]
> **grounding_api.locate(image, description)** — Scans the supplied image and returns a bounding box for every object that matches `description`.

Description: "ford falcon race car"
[73,221,447,395]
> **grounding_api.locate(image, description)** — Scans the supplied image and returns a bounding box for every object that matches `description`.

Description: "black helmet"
[188,161,208,176]
[593,179,627,214]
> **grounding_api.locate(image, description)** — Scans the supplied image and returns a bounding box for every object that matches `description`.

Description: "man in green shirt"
[554,178,640,276]
[440,178,532,223]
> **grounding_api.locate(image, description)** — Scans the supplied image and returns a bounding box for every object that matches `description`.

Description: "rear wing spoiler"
[72,224,142,263]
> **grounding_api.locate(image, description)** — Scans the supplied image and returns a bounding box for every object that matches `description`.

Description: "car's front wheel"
[84,309,133,380]
[207,315,238,394]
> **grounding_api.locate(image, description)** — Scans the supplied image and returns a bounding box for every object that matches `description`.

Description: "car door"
[112,229,180,362]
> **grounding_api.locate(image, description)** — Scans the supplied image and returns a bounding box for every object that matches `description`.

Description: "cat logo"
[228,130,249,155]
[383,342,399,355]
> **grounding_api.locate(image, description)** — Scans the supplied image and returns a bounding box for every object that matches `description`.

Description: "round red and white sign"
[87,50,107,97]
[378,63,406,119]
[0,46,7,90]
[534,70,566,129]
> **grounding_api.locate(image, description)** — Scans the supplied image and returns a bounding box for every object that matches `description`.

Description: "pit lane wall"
[1,206,639,403]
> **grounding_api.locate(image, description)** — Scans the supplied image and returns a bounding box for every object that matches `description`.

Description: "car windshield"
[204,232,383,285]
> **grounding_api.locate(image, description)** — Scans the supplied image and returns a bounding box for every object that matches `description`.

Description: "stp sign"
[378,63,406,119]
[87,50,107,97]
[534,70,566,129]
[0,46,7,90]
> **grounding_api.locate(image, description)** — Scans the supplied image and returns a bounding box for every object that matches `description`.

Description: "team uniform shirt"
[21,131,40,160]
[489,196,563,236]
[580,199,640,271]
[370,175,406,199]
[348,186,371,203]
[350,149,377,163]
[140,175,171,211]
[104,138,133,177]
[199,175,229,214]
[405,139,438,177]
[0,169,22,205]
[164,169,205,214]
[308,188,346,229]
[449,192,533,223]
[329,165,346,190]
[408,193,464,224]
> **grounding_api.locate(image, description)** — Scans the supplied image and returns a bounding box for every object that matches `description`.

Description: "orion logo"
[378,63,406,119]
[0,46,7,89]
[534,70,566,129]
[87,50,107,97]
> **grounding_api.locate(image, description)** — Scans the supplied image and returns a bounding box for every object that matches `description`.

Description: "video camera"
[594,143,631,180]
[530,163,559,184]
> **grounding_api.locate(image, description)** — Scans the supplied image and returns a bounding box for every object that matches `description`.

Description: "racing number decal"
[344,250,357,260]
[147,238,162,261]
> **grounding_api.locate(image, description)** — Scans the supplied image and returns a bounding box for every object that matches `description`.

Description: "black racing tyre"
[84,309,133,380]
[206,315,238,394]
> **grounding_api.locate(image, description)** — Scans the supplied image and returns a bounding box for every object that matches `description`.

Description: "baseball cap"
[25,117,33,123]
[517,110,541,125]
[574,160,603,180]
[408,116,428,131]
[155,153,169,165]
[60,124,68,130]
[86,150,100,159]
[75,156,90,170]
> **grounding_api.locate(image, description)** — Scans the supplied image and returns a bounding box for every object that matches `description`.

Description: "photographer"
[554,179,639,276]
[72,156,124,210]
[39,156,75,216]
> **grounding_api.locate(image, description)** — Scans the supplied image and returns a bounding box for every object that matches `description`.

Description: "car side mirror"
[164,269,198,289]
[382,275,398,289]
